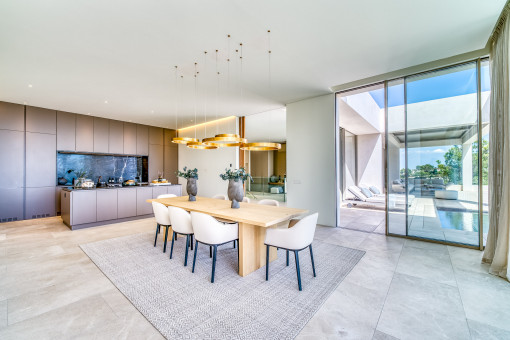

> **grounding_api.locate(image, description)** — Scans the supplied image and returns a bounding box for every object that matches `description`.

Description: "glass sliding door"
[405,61,480,246]
[386,78,406,235]
[480,58,490,246]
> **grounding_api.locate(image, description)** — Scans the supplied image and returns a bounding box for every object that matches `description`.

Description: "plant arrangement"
[177,166,198,180]
[219,167,252,182]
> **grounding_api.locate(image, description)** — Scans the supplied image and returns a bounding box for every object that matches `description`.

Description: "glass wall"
[480,59,491,246]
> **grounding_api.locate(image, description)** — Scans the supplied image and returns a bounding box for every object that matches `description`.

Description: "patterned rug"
[81,232,365,339]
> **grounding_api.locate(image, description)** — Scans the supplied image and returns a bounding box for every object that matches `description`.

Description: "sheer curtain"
[482,9,510,281]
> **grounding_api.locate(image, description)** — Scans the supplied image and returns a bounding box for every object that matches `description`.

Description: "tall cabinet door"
[26,106,56,134]
[76,115,94,152]
[94,117,109,153]
[0,129,24,189]
[26,133,56,188]
[57,111,76,151]
[109,120,124,154]
[123,123,137,155]
[136,125,149,155]
[149,144,164,182]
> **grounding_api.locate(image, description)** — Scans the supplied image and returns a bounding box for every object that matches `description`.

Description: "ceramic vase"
[228,179,244,208]
[187,178,197,201]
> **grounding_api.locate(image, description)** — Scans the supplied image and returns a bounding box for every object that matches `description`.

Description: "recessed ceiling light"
[104,100,108,104]
[128,120,132,122]
[86,113,91,115]
[23,101,27,105]
[28,84,32,88]
[151,110,154,114]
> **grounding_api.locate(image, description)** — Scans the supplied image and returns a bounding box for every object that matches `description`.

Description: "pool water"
[437,210,489,232]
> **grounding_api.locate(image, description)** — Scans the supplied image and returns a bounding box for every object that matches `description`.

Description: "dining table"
[147,196,308,277]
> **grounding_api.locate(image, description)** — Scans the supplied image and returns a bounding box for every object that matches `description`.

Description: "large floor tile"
[467,318,510,340]
[0,300,7,329]
[372,330,399,340]
[376,273,471,340]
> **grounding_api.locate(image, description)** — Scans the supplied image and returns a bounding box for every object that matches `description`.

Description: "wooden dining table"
[147,196,308,277]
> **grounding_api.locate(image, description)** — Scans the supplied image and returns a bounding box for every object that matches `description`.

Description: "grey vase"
[186,178,197,201]
[228,179,244,209]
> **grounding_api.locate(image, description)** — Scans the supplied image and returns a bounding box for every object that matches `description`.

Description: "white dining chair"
[212,194,227,200]
[152,201,172,253]
[168,207,194,266]
[264,213,319,291]
[156,194,177,241]
[242,197,250,203]
[191,211,239,283]
[258,199,279,207]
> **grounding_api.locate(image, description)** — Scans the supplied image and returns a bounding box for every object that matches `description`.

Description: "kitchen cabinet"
[136,187,153,215]
[0,129,24,189]
[55,186,62,215]
[93,117,109,153]
[26,132,56,188]
[72,190,97,225]
[152,186,167,198]
[0,101,24,131]
[108,120,124,154]
[56,111,76,151]
[97,189,118,221]
[123,122,137,155]
[26,106,56,134]
[61,190,71,226]
[0,188,24,222]
[136,125,149,155]
[25,187,56,219]
[149,144,164,182]
[75,115,94,152]
[167,185,182,197]
[149,126,164,145]
[163,129,178,184]
[117,188,137,218]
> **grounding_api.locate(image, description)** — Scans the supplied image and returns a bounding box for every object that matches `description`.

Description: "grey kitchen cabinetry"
[136,125,149,155]
[149,126,164,145]
[136,187,153,215]
[25,187,56,219]
[149,144,163,182]
[96,189,118,221]
[26,132,56,188]
[75,115,94,152]
[167,185,182,197]
[56,111,76,151]
[123,123,137,155]
[93,117,109,153]
[72,190,97,225]
[117,188,137,218]
[0,129,24,189]
[26,106,56,134]
[0,101,24,131]
[0,188,24,222]
[55,187,62,215]
[109,120,124,154]
[163,129,178,184]
[152,186,167,198]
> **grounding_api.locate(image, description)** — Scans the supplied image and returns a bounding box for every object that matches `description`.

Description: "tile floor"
[0,216,509,339]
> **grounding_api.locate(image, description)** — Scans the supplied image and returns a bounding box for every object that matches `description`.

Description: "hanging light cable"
[172,69,198,145]
[241,30,280,151]
[188,61,217,149]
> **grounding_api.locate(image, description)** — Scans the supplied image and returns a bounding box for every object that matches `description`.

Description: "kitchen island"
[61,184,181,230]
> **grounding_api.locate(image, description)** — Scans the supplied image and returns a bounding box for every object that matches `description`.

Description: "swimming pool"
[437,210,489,232]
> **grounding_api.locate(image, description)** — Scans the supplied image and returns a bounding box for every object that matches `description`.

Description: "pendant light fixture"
[241,30,281,151]
[203,35,246,147]
[187,61,218,149]
[172,69,199,145]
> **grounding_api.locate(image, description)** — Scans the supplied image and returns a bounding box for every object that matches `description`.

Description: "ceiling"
[0,0,505,129]
[245,108,286,142]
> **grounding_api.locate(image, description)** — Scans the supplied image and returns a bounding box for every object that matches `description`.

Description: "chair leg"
[169,231,175,259]
[265,245,269,281]
[184,235,189,266]
[211,245,218,283]
[154,224,159,247]
[309,244,316,277]
[163,226,169,253]
[192,241,199,273]
[209,246,212,258]
[286,250,289,266]
[233,240,236,248]
[158,223,161,234]
[294,251,302,291]
[190,234,193,250]
[175,233,178,241]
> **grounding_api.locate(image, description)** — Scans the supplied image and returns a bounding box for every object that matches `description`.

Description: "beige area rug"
[81,232,365,339]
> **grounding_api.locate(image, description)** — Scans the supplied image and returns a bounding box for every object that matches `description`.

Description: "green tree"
[472,139,489,185]
[444,145,462,184]
[436,160,452,184]
[415,164,437,178]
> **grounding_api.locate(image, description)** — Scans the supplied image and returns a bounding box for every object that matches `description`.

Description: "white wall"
[287,94,337,227]
[357,133,384,191]
[178,117,238,198]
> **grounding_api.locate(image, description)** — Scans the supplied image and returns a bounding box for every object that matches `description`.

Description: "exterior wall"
[357,133,384,191]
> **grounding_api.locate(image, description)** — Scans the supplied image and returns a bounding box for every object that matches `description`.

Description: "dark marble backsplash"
[57,153,147,184]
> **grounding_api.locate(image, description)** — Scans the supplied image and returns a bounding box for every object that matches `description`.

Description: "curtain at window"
[482,9,510,281]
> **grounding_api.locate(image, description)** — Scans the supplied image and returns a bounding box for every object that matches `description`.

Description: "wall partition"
[384,58,490,249]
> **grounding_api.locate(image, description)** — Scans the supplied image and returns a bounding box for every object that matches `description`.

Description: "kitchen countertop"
[61,183,181,191]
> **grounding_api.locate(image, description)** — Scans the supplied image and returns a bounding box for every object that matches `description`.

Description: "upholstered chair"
[168,207,194,266]
[152,201,172,252]
[258,199,279,207]
[212,194,227,200]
